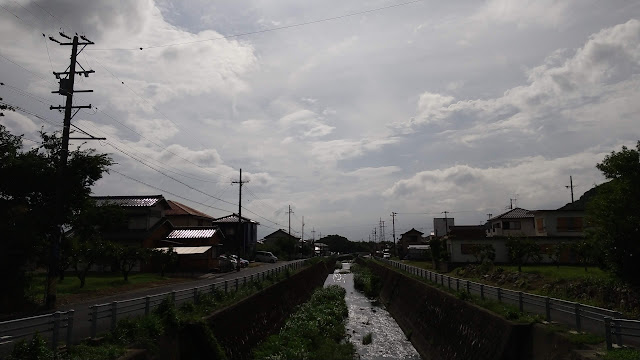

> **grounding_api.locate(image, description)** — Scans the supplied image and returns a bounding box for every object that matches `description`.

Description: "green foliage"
[587,141,640,284]
[108,244,151,281]
[8,333,54,360]
[602,348,640,360]
[505,236,542,272]
[0,124,113,308]
[335,261,343,269]
[150,247,179,276]
[253,285,354,360]
[472,244,496,264]
[65,344,125,360]
[351,264,382,298]
[317,234,370,254]
[362,332,373,345]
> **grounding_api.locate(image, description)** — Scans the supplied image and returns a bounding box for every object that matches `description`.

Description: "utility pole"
[232,169,248,256]
[381,220,386,244]
[442,211,450,236]
[566,175,575,203]
[391,212,397,255]
[301,216,305,257]
[311,228,316,257]
[286,205,294,236]
[46,33,100,309]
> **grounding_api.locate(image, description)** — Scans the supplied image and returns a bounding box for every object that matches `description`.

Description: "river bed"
[324,262,422,360]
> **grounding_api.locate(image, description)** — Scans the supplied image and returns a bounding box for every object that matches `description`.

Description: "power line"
[88,0,424,51]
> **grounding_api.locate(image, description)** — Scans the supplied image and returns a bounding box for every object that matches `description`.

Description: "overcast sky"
[1,0,639,241]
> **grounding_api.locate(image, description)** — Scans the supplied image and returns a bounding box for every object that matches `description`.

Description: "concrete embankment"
[361,259,578,360]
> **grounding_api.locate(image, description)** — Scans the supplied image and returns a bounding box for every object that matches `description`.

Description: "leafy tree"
[505,236,542,272]
[151,247,179,276]
[572,238,598,272]
[429,237,443,268]
[0,125,112,309]
[110,244,151,281]
[546,242,568,269]
[587,141,640,284]
[471,244,496,264]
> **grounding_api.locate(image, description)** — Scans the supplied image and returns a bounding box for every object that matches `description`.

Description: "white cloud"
[310,137,400,163]
[474,0,576,29]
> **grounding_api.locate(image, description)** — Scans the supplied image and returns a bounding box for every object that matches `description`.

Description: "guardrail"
[379,258,640,347]
[0,310,74,350]
[0,259,308,354]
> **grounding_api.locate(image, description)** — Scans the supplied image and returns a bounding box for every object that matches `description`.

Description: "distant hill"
[557,182,607,211]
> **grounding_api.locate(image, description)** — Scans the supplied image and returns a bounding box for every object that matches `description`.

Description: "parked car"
[383,252,391,259]
[255,251,278,263]
[217,255,234,272]
[230,255,249,268]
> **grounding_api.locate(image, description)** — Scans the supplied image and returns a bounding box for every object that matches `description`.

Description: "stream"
[324,262,422,360]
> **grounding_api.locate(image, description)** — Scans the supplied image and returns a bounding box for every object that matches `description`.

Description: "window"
[557,217,583,232]
[461,243,481,255]
[502,221,521,230]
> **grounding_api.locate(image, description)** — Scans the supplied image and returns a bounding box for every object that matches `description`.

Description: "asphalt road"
[0,260,300,355]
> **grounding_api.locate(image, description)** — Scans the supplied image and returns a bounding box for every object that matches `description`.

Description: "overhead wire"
[87,0,424,51]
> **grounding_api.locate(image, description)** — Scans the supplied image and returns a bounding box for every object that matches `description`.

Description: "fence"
[380,258,640,348]
[0,259,307,354]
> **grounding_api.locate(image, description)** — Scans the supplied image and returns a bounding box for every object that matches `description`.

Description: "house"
[398,228,425,258]
[447,225,510,263]
[263,229,300,244]
[212,214,259,257]
[165,200,216,227]
[152,226,225,272]
[314,242,330,256]
[93,195,170,234]
[486,208,536,237]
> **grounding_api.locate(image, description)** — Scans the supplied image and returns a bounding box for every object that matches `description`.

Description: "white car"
[383,252,391,259]
[255,251,278,263]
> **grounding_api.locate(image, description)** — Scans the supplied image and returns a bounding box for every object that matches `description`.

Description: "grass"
[253,285,355,360]
[26,273,187,304]
[489,265,611,282]
[362,332,373,345]
[602,348,640,360]
[402,260,435,271]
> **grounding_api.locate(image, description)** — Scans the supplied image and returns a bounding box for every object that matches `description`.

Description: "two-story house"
[212,214,259,257]
[486,208,536,237]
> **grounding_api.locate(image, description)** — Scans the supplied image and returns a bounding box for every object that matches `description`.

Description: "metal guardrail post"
[110,302,118,332]
[171,291,176,303]
[66,310,74,346]
[235,278,239,292]
[448,277,451,289]
[52,311,60,350]
[90,306,98,338]
[250,274,254,283]
[456,278,460,292]
[614,319,622,346]
[518,292,523,312]
[466,280,470,294]
[145,296,151,315]
[480,284,484,300]
[497,288,502,302]
[604,317,613,350]
[225,280,228,293]
[243,276,247,286]
[193,288,198,304]
[545,297,551,322]
[210,283,215,294]
[440,275,444,286]
[574,303,582,332]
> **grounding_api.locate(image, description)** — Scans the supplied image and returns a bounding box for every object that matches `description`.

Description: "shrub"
[362,332,373,345]
[9,333,54,360]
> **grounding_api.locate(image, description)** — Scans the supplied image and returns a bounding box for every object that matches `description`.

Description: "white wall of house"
[487,218,536,237]
[449,238,579,264]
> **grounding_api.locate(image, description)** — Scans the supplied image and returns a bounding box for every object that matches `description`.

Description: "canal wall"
[362,259,576,360]
[168,260,333,360]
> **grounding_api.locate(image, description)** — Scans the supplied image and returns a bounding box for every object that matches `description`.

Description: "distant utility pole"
[390,212,397,254]
[301,216,305,257]
[311,228,316,257]
[46,33,102,309]
[232,168,248,256]
[566,175,575,203]
[286,205,294,236]
[381,220,386,243]
[442,211,450,236]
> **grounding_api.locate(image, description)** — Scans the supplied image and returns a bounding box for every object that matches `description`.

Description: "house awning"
[154,246,212,255]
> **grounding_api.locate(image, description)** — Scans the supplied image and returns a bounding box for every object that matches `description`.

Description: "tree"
[505,236,542,272]
[587,141,640,283]
[0,125,112,309]
[110,244,150,281]
[429,237,443,269]
[472,244,496,264]
[151,248,179,277]
[546,242,568,269]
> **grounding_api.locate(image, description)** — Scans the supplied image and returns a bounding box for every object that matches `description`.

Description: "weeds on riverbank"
[253,285,355,360]
[351,264,383,298]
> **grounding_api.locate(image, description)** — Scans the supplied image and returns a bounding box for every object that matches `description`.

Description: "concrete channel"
[324,262,422,360]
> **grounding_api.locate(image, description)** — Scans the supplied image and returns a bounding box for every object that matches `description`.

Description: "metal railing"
[0,310,74,350]
[0,259,308,354]
[380,258,640,347]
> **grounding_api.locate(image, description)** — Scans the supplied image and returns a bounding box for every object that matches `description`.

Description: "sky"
[1,0,639,242]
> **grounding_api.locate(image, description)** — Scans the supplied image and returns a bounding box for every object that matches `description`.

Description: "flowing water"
[324,262,422,360]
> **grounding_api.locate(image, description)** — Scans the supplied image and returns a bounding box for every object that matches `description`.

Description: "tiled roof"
[165,200,215,219]
[93,195,164,207]
[166,228,218,239]
[213,214,259,224]
[490,207,534,220]
[155,246,212,255]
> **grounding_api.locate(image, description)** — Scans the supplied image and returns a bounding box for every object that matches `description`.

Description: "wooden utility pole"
[47,33,98,309]
[566,175,575,203]
[391,212,397,255]
[232,169,248,256]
